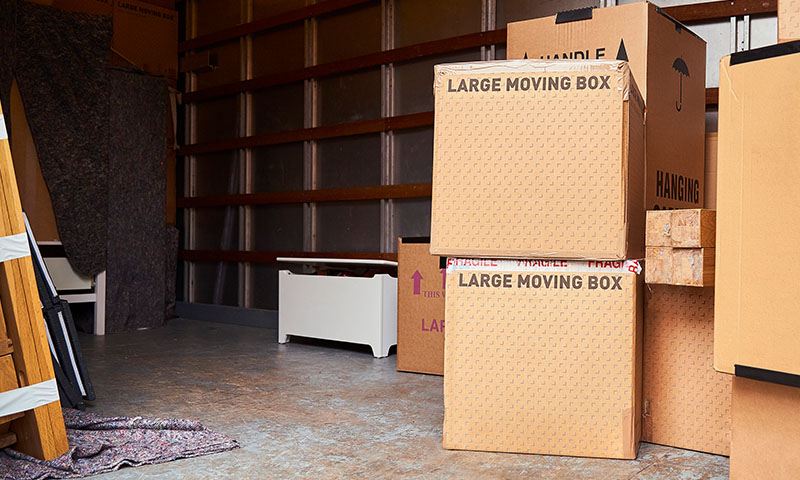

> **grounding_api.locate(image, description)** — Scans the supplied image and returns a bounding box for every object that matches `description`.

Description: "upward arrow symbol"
[411,270,423,295]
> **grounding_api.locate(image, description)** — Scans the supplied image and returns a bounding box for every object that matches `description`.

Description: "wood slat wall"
[180,0,774,264]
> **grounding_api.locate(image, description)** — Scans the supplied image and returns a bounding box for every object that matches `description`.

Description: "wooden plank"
[0,354,18,392]
[0,431,17,449]
[673,248,715,287]
[672,209,716,248]
[183,30,506,104]
[177,182,432,208]
[179,0,376,52]
[646,246,715,287]
[663,0,777,23]
[179,249,397,264]
[645,210,674,247]
[0,411,24,426]
[646,209,716,248]
[179,111,433,156]
[179,50,217,74]
[645,247,674,285]
[0,103,68,460]
[0,338,11,357]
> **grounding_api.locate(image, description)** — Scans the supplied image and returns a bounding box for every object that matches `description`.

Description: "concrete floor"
[79,318,729,479]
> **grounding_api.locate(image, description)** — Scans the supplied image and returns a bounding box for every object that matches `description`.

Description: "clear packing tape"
[0,379,59,417]
[0,232,31,263]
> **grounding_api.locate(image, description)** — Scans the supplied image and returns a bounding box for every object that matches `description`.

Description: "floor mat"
[0,409,239,479]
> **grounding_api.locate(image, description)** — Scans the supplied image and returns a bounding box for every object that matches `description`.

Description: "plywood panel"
[316,201,380,252]
[317,69,381,126]
[251,143,304,193]
[394,0,482,48]
[9,79,58,242]
[316,134,381,189]
[317,3,381,64]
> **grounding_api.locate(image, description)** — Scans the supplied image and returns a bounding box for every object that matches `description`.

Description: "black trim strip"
[400,237,431,244]
[655,6,703,41]
[735,364,800,388]
[439,256,448,269]
[730,40,800,65]
[555,7,593,24]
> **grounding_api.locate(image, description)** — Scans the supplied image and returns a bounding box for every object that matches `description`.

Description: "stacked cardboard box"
[715,41,800,477]
[396,238,446,376]
[428,2,707,460]
[432,58,646,459]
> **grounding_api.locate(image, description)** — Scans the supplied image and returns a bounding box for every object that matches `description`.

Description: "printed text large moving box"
[507,1,705,211]
[443,259,643,459]
[431,60,644,260]
[715,42,800,378]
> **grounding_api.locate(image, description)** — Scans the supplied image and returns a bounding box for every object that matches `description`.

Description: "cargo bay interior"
[0,0,797,478]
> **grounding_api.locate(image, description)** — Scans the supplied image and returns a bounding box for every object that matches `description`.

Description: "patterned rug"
[0,409,239,479]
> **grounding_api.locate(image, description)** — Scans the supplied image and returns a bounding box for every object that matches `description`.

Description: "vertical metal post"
[185,0,198,303]
[241,0,254,307]
[380,0,395,253]
[304,2,318,254]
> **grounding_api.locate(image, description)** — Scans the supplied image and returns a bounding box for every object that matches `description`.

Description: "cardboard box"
[780,0,800,42]
[396,238,445,376]
[642,285,731,456]
[507,1,706,211]
[431,60,645,260]
[25,0,113,15]
[705,133,717,209]
[112,0,178,79]
[730,377,800,479]
[443,258,643,459]
[715,42,800,377]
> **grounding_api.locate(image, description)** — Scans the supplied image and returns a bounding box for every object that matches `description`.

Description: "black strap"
[735,364,800,389]
[555,7,593,24]
[730,40,800,66]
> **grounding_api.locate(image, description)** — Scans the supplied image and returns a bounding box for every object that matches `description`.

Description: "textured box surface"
[431,60,644,260]
[507,1,706,211]
[643,285,731,456]
[780,0,800,42]
[715,45,800,376]
[443,259,643,459]
[730,377,800,479]
[396,238,445,375]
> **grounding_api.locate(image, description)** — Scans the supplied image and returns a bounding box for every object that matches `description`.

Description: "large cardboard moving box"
[396,238,445,376]
[730,377,800,479]
[643,285,731,456]
[443,259,643,459]
[431,60,645,260]
[507,1,706,211]
[715,42,800,378]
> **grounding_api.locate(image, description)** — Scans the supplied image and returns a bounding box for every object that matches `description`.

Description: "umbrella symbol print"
[673,57,689,111]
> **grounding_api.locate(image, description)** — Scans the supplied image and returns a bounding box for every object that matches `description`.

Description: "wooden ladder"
[0,102,68,459]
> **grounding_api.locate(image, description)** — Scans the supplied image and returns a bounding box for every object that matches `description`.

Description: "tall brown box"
[443,259,643,459]
[112,0,178,79]
[507,1,706,211]
[431,60,644,260]
[396,238,445,376]
[643,285,731,456]
[730,377,800,479]
[715,43,800,377]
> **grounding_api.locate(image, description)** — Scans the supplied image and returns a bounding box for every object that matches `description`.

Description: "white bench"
[278,257,397,358]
